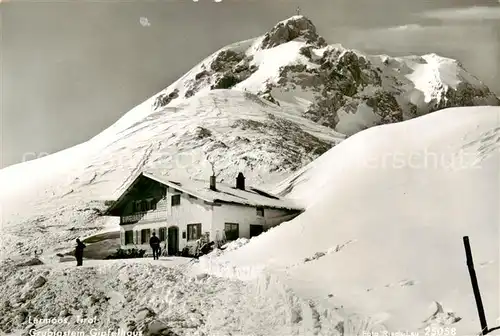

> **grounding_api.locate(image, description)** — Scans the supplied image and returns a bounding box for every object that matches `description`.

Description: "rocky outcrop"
[434,82,500,111]
[327,51,383,94]
[212,73,240,90]
[154,49,259,108]
[255,30,498,133]
[151,14,499,137]
[303,94,344,128]
[194,126,212,139]
[210,50,245,72]
[365,90,404,124]
[260,16,327,49]
[153,89,179,110]
[208,51,257,91]
[266,47,392,129]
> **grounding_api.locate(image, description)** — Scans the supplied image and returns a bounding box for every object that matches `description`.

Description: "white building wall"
[212,204,262,239]
[165,188,213,250]
[212,204,299,240]
[120,188,213,252]
[262,208,299,228]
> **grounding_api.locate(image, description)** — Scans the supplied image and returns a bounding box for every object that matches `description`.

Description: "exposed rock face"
[153,89,179,110]
[210,50,245,72]
[435,82,500,110]
[207,51,257,91]
[212,73,240,90]
[273,48,392,130]
[254,34,498,133]
[365,90,404,124]
[153,50,258,109]
[260,16,327,49]
[150,15,498,137]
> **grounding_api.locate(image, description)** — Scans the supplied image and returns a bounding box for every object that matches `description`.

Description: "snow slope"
[1,15,498,260]
[2,106,498,336]
[0,89,340,260]
[198,106,500,335]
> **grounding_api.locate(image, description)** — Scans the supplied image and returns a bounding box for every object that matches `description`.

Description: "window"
[159,227,167,241]
[125,230,134,245]
[256,207,264,217]
[224,223,239,241]
[171,194,181,206]
[134,199,156,212]
[141,229,151,244]
[187,223,202,241]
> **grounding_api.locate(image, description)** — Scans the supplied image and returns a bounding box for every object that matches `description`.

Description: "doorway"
[167,226,179,255]
[250,224,264,238]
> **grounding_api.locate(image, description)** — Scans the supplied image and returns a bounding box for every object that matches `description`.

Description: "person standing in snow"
[149,232,161,260]
[75,238,86,266]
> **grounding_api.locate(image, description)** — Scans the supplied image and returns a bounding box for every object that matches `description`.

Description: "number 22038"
[424,327,456,336]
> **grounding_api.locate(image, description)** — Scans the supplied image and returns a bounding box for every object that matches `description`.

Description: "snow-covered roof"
[143,171,304,211]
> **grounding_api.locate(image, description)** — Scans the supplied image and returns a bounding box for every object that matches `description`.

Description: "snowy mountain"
[1,106,498,336]
[151,16,499,135]
[0,89,340,260]
[199,105,500,335]
[1,15,498,261]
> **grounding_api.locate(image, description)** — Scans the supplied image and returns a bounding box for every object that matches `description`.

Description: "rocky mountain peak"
[259,15,327,50]
[151,15,499,137]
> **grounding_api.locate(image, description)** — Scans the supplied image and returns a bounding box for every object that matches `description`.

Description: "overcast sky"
[1,0,499,168]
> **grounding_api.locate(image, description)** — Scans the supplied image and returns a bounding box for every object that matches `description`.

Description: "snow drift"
[202,106,500,335]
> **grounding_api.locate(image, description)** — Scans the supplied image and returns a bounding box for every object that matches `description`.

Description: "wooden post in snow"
[463,236,489,335]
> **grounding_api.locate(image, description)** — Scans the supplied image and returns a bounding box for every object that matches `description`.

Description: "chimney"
[236,172,245,190]
[210,176,216,191]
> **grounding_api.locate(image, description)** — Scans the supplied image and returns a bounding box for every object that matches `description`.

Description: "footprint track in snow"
[462,126,500,153]
[366,278,418,292]
[458,125,500,168]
